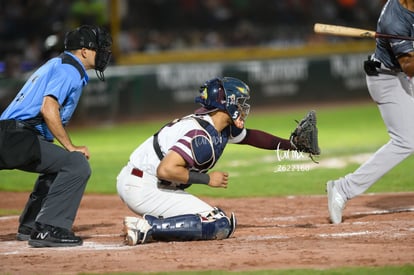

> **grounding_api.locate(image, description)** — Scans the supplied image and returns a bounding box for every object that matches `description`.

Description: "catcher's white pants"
[335,72,414,200]
[116,164,214,218]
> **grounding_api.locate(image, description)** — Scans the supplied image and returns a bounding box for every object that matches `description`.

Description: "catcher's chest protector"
[154,116,229,171]
[191,117,228,171]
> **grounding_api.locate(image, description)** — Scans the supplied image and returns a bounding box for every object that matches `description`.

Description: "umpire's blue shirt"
[0,52,88,141]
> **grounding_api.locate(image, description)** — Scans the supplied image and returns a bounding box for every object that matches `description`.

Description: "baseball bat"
[314,23,414,41]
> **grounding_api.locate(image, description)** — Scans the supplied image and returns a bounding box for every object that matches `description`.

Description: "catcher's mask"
[195,77,250,122]
[64,25,112,81]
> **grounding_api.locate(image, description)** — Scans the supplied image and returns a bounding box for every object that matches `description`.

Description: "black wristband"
[187,171,210,185]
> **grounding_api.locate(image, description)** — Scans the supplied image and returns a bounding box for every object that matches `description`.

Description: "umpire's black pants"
[18,136,91,230]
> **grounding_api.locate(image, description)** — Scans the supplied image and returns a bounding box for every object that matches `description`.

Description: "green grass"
[1,102,414,196]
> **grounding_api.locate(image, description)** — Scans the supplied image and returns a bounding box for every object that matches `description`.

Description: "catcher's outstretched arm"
[238,129,294,150]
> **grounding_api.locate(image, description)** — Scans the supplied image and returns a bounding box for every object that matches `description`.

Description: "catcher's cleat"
[123,216,137,235]
[125,229,139,246]
[326,181,346,224]
[123,216,138,245]
[123,216,152,245]
[227,212,237,238]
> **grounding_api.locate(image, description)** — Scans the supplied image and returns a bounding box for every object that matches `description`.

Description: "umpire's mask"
[64,25,112,81]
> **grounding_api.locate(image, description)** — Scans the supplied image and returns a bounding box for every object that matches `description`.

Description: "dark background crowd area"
[0,0,386,78]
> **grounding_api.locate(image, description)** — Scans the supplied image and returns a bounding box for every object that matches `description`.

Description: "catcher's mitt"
[290,110,320,162]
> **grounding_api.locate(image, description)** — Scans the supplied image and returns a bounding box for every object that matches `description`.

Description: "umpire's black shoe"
[16,224,33,241]
[28,222,83,248]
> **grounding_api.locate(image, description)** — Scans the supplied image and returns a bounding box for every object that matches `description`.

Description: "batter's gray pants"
[19,136,91,230]
[336,72,414,200]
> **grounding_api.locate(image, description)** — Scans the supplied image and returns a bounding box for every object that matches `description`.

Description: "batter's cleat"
[16,225,33,241]
[28,222,83,247]
[326,180,346,224]
[123,216,152,245]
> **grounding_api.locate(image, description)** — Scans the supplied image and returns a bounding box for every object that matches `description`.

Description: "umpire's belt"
[0,119,39,134]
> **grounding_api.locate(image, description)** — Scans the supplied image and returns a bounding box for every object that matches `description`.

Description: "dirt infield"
[0,191,413,274]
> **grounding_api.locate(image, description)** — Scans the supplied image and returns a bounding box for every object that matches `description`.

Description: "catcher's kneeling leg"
[129,209,236,244]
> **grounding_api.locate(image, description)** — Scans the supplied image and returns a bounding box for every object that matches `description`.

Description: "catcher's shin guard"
[144,212,236,242]
[202,212,236,240]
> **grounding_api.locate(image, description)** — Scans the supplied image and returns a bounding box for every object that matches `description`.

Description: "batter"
[327,0,414,223]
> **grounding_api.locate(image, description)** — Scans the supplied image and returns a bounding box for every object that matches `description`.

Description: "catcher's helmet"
[64,25,112,81]
[195,77,250,121]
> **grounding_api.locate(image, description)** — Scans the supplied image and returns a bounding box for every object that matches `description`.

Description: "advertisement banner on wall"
[0,53,370,122]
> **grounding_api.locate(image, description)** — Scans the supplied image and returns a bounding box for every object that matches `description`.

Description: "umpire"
[0,25,112,247]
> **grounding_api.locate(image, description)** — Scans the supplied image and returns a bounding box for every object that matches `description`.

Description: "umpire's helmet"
[64,25,112,81]
[195,77,250,121]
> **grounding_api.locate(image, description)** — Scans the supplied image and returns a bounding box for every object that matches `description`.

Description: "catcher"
[116,76,320,245]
